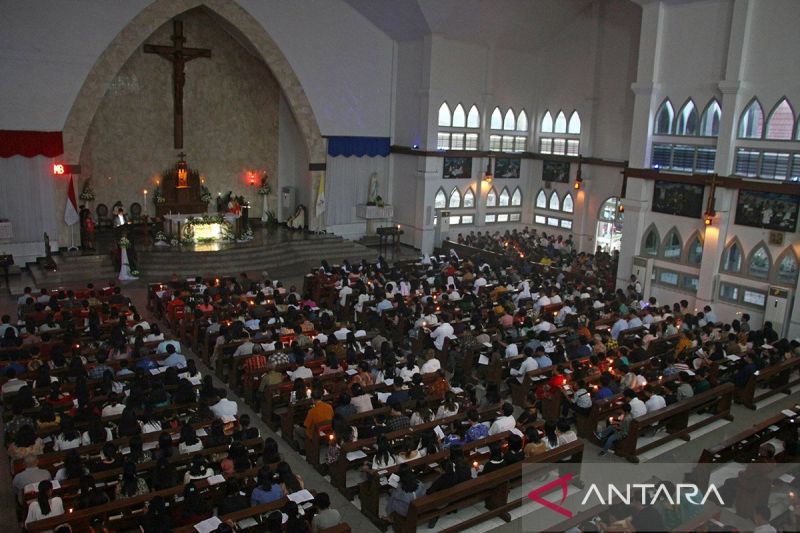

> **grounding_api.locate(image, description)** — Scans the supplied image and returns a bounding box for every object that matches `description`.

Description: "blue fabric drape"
[327,136,390,157]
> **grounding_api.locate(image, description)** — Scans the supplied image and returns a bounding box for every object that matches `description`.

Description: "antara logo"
[528,475,725,519]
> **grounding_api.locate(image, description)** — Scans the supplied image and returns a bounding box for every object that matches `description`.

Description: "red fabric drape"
[0,130,64,158]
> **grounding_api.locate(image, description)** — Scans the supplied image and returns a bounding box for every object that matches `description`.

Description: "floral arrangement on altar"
[200,185,212,203]
[154,230,169,245]
[118,237,131,249]
[79,180,95,202]
[257,172,271,196]
[153,186,166,204]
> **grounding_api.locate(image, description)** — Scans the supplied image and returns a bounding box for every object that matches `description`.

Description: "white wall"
[0,0,395,137]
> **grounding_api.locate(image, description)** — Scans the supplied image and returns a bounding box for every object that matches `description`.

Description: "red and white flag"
[64,175,80,226]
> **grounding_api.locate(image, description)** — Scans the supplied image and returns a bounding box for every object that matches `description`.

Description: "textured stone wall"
[79,8,279,216]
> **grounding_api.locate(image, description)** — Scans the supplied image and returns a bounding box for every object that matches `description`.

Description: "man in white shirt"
[627,314,643,329]
[625,389,647,418]
[161,344,187,368]
[156,339,181,354]
[12,456,51,504]
[510,348,538,383]
[504,338,519,358]
[338,283,353,307]
[0,315,18,338]
[1,369,26,399]
[611,316,629,340]
[210,393,238,419]
[473,276,487,293]
[488,403,516,435]
[333,326,351,341]
[232,338,255,358]
[703,305,718,325]
[430,320,454,351]
[420,352,441,374]
[291,364,313,380]
[534,319,554,333]
[643,386,666,413]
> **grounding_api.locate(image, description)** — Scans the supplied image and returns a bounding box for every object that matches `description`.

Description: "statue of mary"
[367,172,379,205]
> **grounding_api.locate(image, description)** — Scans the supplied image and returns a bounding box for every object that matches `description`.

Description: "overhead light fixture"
[574,155,584,189]
[483,157,493,183]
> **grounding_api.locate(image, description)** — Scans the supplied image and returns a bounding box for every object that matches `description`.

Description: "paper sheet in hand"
[193,516,222,533]
[726,354,741,361]
[207,474,225,485]
[478,354,490,365]
[195,428,208,437]
[782,409,797,417]
[779,474,795,484]
[25,480,60,493]
[287,489,315,504]
[346,450,367,462]
[388,473,400,488]
[434,425,446,440]
[377,392,391,403]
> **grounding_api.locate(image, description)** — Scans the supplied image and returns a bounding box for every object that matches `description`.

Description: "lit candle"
[143,189,148,216]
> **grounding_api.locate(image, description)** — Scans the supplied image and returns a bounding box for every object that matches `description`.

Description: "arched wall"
[62,0,325,165]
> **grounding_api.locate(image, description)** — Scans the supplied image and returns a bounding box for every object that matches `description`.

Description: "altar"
[164,213,240,243]
[155,158,208,216]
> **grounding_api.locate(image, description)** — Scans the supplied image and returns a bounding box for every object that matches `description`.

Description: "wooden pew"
[395,440,585,533]
[735,356,800,409]
[24,464,264,532]
[611,383,735,463]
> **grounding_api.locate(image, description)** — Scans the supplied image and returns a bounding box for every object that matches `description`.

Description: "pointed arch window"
[486,187,498,207]
[549,191,560,211]
[562,193,574,213]
[438,103,451,127]
[503,109,515,131]
[567,111,581,134]
[463,188,475,208]
[675,100,699,136]
[739,99,764,139]
[686,234,703,265]
[536,189,547,209]
[467,105,480,128]
[642,226,659,256]
[654,99,674,135]
[765,98,795,140]
[541,111,553,133]
[662,228,683,259]
[516,111,528,132]
[511,188,522,207]
[452,104,466,128]
[776,249,799,285]
[699,99,721,137]
[434,189,447,209]
[722,241,743,273]
[748,244,771,279]
[449,187,462,208]
[490,107,503,130]
[554,111,567,133]
[498,188,510,207]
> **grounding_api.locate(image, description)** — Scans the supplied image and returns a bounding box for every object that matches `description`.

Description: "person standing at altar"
[112,204,129,228]
[79,206,96,251]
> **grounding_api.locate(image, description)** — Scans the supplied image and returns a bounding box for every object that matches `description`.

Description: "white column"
[616,178,650,289]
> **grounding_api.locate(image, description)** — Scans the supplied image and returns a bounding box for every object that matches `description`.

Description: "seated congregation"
[3,226,799,532]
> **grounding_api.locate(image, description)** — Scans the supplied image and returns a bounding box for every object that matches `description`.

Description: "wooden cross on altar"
[144,20,211,149]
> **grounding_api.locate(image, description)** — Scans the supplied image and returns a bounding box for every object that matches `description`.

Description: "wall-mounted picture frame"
[494,157,520,179]
[542,160,570,183]
[735,190,800,232]
[651,180,705,218]
[768,231,784,246]
[443,157,472,179]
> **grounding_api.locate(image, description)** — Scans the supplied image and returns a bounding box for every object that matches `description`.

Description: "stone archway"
[62,0,325,165]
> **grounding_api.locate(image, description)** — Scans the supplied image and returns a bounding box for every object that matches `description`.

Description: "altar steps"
[137,235,378,279]
[27,253,117,287]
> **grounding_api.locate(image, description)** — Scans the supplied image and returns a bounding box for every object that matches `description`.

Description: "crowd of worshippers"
[2,285,343,533]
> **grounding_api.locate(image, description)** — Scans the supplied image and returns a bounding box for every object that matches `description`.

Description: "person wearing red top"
[166,294,185,324]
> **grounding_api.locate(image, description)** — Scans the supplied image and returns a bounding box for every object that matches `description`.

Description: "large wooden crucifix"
[144,20,211,149]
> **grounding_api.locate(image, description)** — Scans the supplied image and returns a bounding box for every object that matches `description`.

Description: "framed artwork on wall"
[542,160,570,183]
[443,157,472,179]
[735,190,800,232]
[651,180,705,218]
[494,157,520,179]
